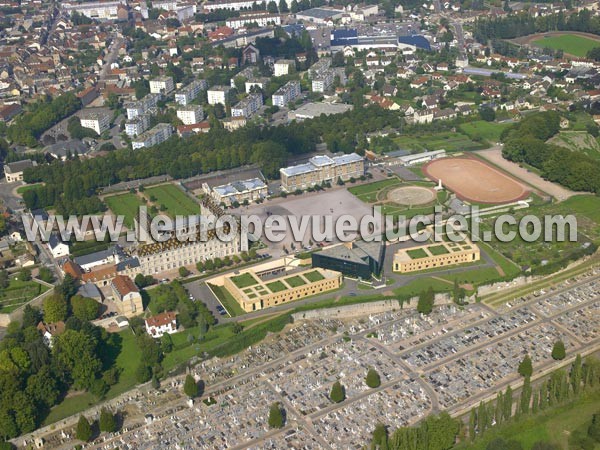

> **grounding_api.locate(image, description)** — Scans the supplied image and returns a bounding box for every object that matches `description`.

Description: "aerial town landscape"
[0,0,599,448]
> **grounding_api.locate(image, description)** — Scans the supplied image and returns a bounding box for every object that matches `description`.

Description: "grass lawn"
[428,244,450,256]
[0,279,50,314]
[44,329,139,425]
[458,389,600,450]
[406,248,428,259]
[348,178,402,203]
[145,184,199,216]
[104,193,145,228]
[532,34,600,57]
[230,272,259,289]
[285,275,306,288]
[393,278,454,299]
[266,280,287,293]
[16,183,42,194]
[459,120,511,144]
[208,283,246,317]
[70,239,112,258]
[393,131,485,153]
[303,270,325,282]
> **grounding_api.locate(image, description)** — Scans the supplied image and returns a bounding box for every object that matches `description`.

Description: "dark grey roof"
[78,282,102,299]
[5,159,34,174]
[73,246,118,267]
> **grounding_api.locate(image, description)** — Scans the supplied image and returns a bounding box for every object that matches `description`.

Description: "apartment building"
[231,93,263,118]
[62,0,125,20]
[273,59,295,77]
[125,114,151,137]
[272,80,301,107]
[177,105,204,125]
[79,111,110,135]
[174,79,208,105]
[311,70,334,92]
[280,153,364,192]
[226,11,281,29]
[132,123,173,150]
[125,93,160,120]
[207,85,233,105]
[149,76,175,95]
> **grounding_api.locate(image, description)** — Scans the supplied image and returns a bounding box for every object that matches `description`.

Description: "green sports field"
[145,184,200,216]
[104,193,145,228]
[532,34,600,57]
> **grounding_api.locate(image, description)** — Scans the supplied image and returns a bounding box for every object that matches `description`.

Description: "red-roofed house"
[145,311,177,337]
[110,275,143,316]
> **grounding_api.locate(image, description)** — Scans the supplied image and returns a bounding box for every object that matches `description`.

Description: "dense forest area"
[473,9,600,42]
[501,111,600,193]
[22,106,399,215]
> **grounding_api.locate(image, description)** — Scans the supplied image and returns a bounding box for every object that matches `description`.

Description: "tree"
[589,413,600,442]
[135,363,152,383]
[70,295,100,321]
[178,266,190,277]
[21,305,41,328]
[0,270,8,289]
[268,402,284,428]
[518,354,533,378]
[365,368,381,388]
[76,415,93,442]
[19,268,32,281]
[330,381,345,403]
[43,294,68,323]
[480,107,496,122]
[99,408,117,433]
[552,340,566,360]
[183,374,199,398]
[37,267,54,283]
[53,330,102,390]
[417,288,435,315]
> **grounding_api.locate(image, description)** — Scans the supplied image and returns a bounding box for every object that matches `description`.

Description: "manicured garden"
[104,192,145,228]
[0,279,50,313]
[145,184,199,216]
[231,272,259,289]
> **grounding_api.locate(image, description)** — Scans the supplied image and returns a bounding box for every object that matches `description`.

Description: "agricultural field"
[547,131,600,160]
[532,34,600,57]
[0,279,50,313]
[459,120,511,144]
[104,192,145,228]
[393,130,486,153]
[145,184,199,216]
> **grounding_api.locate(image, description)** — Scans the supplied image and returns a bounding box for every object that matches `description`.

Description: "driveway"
[0,180,26,212]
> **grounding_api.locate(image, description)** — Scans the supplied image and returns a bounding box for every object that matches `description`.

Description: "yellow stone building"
[393,239,480,273]
[223,267,342,312]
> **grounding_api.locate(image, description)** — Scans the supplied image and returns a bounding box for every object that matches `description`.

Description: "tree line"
[22,106,398,216]
[501,111,600,194]
[473,9,600,43]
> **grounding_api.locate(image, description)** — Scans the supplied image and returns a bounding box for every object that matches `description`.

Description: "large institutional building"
[222,266,341,312]
[280,153,364,192]
[312,240,385,279]
[393,238,480,273]
[204,177,268,207]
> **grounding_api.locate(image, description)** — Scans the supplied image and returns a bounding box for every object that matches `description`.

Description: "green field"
[285,275,306,288]
[406,248,428,259]
[231,272,259,289]
[459,390,600,450]
[145,184,200,216]
[16,183,42,194]
[303,270,325,282]
[0,279,50,313]
[266,280,287,292]
[460,120,511,144]
[393,131,485,153]
[104,193,145,228]
[532,34,600,57]
[428,244,450,256]
[348,178,403,203]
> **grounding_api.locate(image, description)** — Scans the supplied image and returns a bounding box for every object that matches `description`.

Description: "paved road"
[100,36,123,81]
[0,180,25,212]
